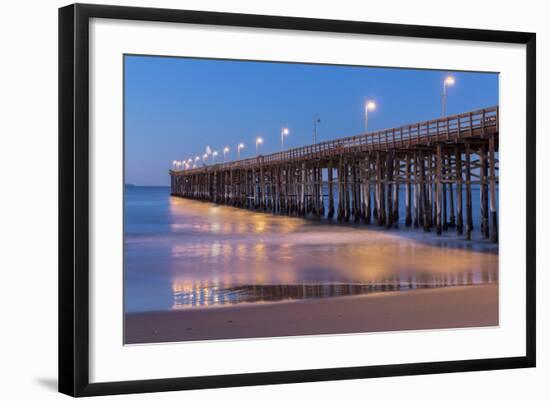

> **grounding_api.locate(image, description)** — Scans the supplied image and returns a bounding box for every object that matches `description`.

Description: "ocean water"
[124,186,498,313]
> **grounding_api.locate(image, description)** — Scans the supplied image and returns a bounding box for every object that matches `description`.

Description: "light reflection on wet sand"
[124,190,498,312]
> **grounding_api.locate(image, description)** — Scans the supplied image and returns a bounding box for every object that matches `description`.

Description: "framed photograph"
[59,3,536,397]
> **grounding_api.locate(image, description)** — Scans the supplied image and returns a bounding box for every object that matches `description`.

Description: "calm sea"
[124,186,498,313]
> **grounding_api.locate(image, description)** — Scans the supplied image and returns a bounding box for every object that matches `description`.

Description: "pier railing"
[172,106,498,174]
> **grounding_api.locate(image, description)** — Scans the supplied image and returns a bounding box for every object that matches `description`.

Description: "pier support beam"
[455,147,464,235]
[364,156,372,224]
[448,154,455,228]
[386,152,394,228]
[480,146,490,238]
[337,158,344,221]
[465,143,473,240]
[344,162,351,221]
[405,154,412,227]
[327,162,335,218]
[488,135,498,243]
[436,144,443,235]
[392,156,399,228]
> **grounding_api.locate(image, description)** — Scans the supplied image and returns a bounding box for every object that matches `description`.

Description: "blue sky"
[124,55,498,186]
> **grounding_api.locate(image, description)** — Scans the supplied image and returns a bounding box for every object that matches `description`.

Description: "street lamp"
[212,150,218,163]
[313,114,321,144]
[203,153,208,165]
[255,137,263,156]
[223,146,230,162]
[442,75,455,116]
[172,160,178,170]
[281,127,290,150]
[365,100,376,131]
[237,143,244,160]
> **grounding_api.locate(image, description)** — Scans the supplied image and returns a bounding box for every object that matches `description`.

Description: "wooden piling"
[392,156,399,228]
[436,144,443,235]
[480,146,489,238]
[327,162,335,218]
[448,154,455,228]
[405,154,412,227]
[386,152,394,228]
[465,143,473,240]
[455,147,463,235]
[337,158,344,221]
[344,162,351,222]
[364,156,372,224]
[413,152,420,227]
[488,135,498,243]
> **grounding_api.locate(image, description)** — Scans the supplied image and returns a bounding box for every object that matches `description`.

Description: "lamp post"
[281,127,289,150]
[172,160,177,170]
[223,146,229,162]
[365,100,376,131]
[313,114,320,144]
[237,143,244,160]
[255,137,263,156]
[212,150,218,163]
[442,75,455,116]
[203,153,208,166]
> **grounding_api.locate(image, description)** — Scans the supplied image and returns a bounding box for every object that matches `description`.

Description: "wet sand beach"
[125,284,498,344]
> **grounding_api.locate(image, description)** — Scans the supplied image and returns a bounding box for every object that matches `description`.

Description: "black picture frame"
[59,3,536,397]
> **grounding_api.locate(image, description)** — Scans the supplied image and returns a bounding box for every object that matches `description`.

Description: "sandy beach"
[125,283,498,344]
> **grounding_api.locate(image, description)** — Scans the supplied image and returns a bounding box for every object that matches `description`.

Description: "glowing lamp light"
[445,76,455,86]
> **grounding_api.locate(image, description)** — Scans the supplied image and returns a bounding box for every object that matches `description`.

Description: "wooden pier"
[170,106,499,242]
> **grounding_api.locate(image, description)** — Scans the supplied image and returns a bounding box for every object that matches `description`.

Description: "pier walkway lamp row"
[364,100,377,131]
[442,75,455,116]
[175,81,458,170]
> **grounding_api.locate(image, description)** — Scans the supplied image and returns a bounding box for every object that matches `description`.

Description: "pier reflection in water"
[172,270,497,309]
[124,187,498,313]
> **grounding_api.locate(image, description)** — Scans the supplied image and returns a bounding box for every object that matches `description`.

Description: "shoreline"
[125,283,498,344]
